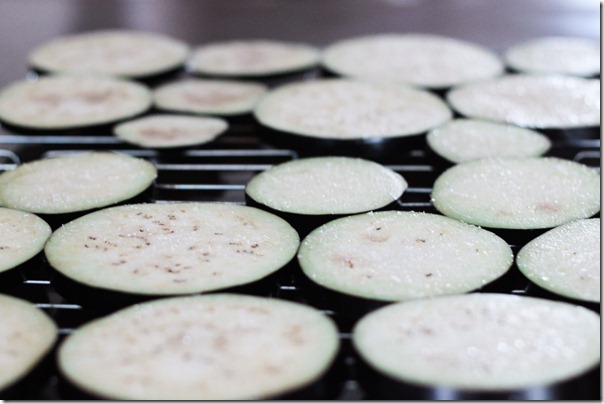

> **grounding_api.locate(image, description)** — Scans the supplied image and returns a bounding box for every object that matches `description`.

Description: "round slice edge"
[45,203,300,295]
[58,293,339,400]
[353,293,601,391]
[298,211,513,301]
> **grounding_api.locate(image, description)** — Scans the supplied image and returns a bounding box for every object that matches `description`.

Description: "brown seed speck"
[425,273,433,277]
[251,243,259,248]
[416,238,426,243]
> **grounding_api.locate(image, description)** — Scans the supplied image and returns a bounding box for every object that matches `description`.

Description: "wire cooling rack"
[0,103,601,400]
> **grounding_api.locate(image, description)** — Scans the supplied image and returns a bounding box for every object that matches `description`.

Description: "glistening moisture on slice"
[0,208,51,274]
[246,157,407,215]
[297,211,513,302]
[504,37,600,77]
[446,75,599,130]
[189,39,320,77]
[254,79,451,140]
[113,115,228,148]
[58,294,339,400]
[353,294,601,392]
[0,294,57,393]
[28,30,190,78]
[321,34,503,89]
[0,152,157,215]
[154,79,268,116]
[44,203,300,295]
[426,119,551,163]
[0,75,152,131]
[516,218,600,302]
[431,157,600,230]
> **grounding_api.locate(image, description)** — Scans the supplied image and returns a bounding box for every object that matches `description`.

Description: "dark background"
[0,0,600,89]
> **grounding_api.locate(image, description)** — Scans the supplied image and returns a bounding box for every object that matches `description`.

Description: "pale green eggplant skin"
[45,203,299,296]
[0,207,51,274]
[0,294,58,393]
[298,211,513,302]
[516,218,600,303]
[353,294,601,392]
[0,152,157,215]
[431,157,600,230]
[0,75,152,131]
[58,294,339,400]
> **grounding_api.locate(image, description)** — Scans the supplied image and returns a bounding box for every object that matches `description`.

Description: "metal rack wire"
[0,122,600,399]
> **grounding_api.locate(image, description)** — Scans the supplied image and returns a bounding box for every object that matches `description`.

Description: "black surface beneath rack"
[0,115,601,400]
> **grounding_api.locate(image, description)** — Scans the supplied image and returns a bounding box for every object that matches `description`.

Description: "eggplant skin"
[57,294,340,400]
[0,152,157,216]
[0,76,153,132]
[255,123,426,161]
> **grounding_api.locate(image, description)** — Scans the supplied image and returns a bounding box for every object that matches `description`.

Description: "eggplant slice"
[517,218,600,303]
[28,30,189,79]
[189,39,320,78]
[504,36,600,77]
[297,211,512,302]
[0,75,152,131]
[154,78,268,117]
[0,152,157,215]
[0,294,57,393]
[113,114,228,149]
[431,157,600,230]
[45,203,299,296]
[0,207,51,276]
[446,74,599,135]
[253,79,451,154]
[246,157,407,237]
[426,119,551,164]
[58,293,339,400]
[353,294,601,397]
[321,34,503,90]
[246,156,407,215]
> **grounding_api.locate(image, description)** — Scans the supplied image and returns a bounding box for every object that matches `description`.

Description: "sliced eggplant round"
[517,218,600,303]
[154,78,268,117]
[45,203,299,296]
[431,157,600,230]
[446,75,599,133]
[253,79,451,155]
[426,119,551,164]
[298,211,512,302]
[0,152,156,216]
[246,156,407,215]
[189,39,320,78]
[0,207,51,276]
[246,157,407,237]
[321,34,504,90]
[0,75,152,131]
[28,30,190,79]
[0,294,57,393]
[504,37,600,77]
[114,114,228,149]
[58,293,339,400]
[353,294,601,396]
